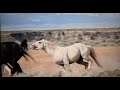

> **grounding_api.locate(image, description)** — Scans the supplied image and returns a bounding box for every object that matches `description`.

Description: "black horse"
[0,39,34,77]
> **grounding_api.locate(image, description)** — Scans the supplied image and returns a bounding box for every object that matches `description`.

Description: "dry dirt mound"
[2,46,120,77]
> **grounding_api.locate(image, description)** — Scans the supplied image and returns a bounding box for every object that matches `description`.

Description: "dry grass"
[10,69,120,77]
[95,69,120,77]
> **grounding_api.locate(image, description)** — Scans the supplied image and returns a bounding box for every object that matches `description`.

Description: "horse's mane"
[44,40,56,49]
[43,40,59,50]
[20,39,28,51]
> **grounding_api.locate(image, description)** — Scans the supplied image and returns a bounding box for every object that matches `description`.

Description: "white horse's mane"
[42,39,60,56]
[43,39,60,49]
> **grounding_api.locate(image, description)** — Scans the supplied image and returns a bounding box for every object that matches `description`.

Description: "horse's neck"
[44,44,56,56]
[44,47,53,56]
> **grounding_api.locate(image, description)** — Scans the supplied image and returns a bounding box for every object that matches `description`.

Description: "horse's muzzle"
[29,45,37,50]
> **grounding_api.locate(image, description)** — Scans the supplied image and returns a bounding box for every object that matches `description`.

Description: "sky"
[1,13,120,31]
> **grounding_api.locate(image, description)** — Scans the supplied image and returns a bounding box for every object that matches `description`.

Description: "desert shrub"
[115,39,120,44]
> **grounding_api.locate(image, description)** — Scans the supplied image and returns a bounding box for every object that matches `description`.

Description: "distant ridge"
[1,27,120,32]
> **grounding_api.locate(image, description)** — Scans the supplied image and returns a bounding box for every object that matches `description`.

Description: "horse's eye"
[39,42,41,43]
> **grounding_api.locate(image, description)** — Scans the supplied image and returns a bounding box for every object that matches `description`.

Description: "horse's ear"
[42,39,45,42]
[42,39,48,43]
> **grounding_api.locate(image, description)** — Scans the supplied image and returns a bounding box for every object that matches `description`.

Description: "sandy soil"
[2,46,120,77]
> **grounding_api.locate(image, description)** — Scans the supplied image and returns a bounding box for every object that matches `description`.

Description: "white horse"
[29,39,102,72]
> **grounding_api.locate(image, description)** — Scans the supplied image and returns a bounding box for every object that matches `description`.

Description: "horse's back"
[72,43,91,57]
[2,42,23,53]
[1,42,20,54]
[72,43,88,50]
[67,47,81,62]
[1,42,21,49]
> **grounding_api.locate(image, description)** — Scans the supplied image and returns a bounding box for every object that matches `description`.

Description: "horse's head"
[29,39,51,50]
[29,39,44,50]
[29,39,54,50]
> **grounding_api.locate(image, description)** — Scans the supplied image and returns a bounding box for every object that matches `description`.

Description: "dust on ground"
[2,46,120,77]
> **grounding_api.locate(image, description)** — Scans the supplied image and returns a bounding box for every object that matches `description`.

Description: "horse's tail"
[88,46,102,68]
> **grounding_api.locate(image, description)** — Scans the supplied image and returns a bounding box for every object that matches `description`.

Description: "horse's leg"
[58,64,66,72]
[56,62,69,72]
[9,61,23,75]
[81,49,93,70]
[63,59,72,72]
[13,55,24,74]
[2,64,11,76]
[64,64,72,72]
[14,63,23,74]
[76,58,88,69]
[83,58,93,70]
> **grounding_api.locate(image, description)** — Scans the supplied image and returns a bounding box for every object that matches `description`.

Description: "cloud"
[55,13,61,16]
[28,16,47,22]
[30,19,42,22]
[1,22,120,31]
[1,13,120,31]
[63,13,120,17]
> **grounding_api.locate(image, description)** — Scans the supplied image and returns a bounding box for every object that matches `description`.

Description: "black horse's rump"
[0,39,32,77]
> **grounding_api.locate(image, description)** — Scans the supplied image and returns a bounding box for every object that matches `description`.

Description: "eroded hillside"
[1,28,120,46]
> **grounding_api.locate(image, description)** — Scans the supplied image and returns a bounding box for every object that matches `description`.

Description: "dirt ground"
[2,46,120,77]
